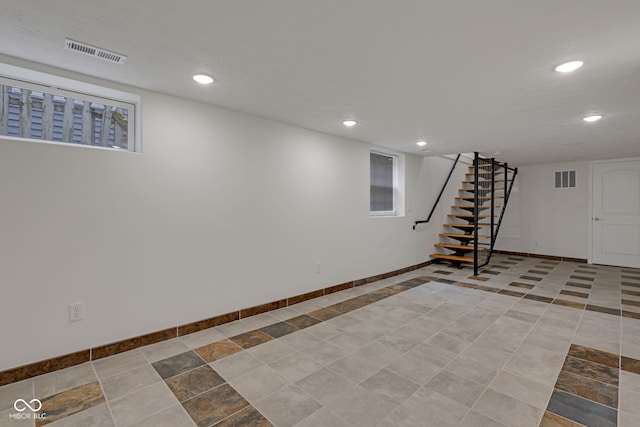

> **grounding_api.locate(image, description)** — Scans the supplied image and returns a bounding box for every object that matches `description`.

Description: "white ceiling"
[1,0,639,165]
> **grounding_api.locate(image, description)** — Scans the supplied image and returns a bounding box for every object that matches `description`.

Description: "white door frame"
[588,156,640,265]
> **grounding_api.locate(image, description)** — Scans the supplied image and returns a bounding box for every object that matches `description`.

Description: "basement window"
[555,170,576,188]
[0,63,140,152]
[370,150,405,216]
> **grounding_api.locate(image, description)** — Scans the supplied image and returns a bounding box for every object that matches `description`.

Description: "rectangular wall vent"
[555,170,576,188]
[64,39,127,64]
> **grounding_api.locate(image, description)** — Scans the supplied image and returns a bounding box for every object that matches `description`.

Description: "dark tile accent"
[560,290,589,299]
[260,322,299,338]
[452,282,476,289]
[621,282,640,288]
[540,260,560,265]
[324,281,353,295]
[535,265,555,270]
[622,275,640,281]
[327,301,359,314]
[623,310,640,319]
[468,275,490,281]
[36,381,105,427]
[555,370,618,408]
[540,411,585,426]
[546,391,617,427]
[585,305,621,316]
[435,278,457,284]
[285,314,322,329]
[288,290,324,305]
[481,270,501,275]
[566,356,616,385]
[387,284,414,292]
[528,269,549,275]
[562,257,588,264]
[476,285,501,293]
[566,282,592,290]
[622,268,640,275]
[92,328,177,361]
[520,275,542,281]
[497,289,525,298]
[195,339,243,363]
[553,299,585,310]
[178,312,239,336]
[434,270,453,275]
[152,351,205,380]
[621,356,640,375]
[182,383,249,427]
[509,281,535,289]
[308,307,342,321]
[215,406,273,427]
[0,349,91,387]
[622,299,640,307]
[240,299,287,318]
[359,293,389,303]
[524,294,554,303]
[166,365,226,402]
[570,275,595,281]
[622,289,640,297]
[229,330,273,349]
[568,344,619,369]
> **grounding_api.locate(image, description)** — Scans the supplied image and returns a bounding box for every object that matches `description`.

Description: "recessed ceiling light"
[555,61,584,73]
[193,74,214,85]
[416,141,427,147]
[343,120,357,127]
[583,115,603,122]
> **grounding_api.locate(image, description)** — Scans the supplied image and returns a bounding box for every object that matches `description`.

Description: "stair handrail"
[413,153,461,230]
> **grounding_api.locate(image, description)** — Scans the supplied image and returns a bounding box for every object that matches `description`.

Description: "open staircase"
[430,153,518,275]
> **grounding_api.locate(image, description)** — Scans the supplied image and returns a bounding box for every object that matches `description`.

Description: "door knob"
[594,217,602,221]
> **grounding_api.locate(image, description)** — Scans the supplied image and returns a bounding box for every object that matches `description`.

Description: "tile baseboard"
[0,259,434,387]
[492,250,587,264]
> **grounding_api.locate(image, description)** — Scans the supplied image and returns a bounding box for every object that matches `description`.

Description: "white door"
[591,159,640,268]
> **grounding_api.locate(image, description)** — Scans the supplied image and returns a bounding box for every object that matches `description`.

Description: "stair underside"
[440,233,489,239]
[459,188,505,193]
[443,223,489,229]
[434,243,487,252]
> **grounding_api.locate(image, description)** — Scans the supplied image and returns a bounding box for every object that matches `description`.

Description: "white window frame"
[0,62,141,152]
[369,148,405,217]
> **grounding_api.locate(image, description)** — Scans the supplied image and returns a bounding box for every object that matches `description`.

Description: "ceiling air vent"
[64,38,127,64]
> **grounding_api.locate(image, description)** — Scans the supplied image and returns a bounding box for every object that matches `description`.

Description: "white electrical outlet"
[69,302,84,322]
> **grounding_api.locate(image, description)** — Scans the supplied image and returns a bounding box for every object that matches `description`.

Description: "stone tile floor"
[1,255,640,426]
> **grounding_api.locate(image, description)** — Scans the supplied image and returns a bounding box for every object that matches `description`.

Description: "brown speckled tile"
[546,391,617,427]
[152,351,205,380]
[434,270,453,275]
[36,381,105,426]
[622,299,640,307]
[585,305,620,316]
[622,282,640,288]
[476,285,500,292]
[562,356,618,386]
[552,299,585,310]
[559,290,589,299]
[452,282,476,289]
[194,339,243,363]
[622,289,640,297]
[528,269,549,275]
[555,370,618,408]
[166,365,225,402]
[524,294,554,303]
[540,411,586,426]
[229,330,273,349]
[215,405,273,427]
[520,275,542,281]
[497,289,525,297]
[509,282,535,289]
[569,275,594,281]
[623,310,640,319]
[568,344,619,369]
[468,275,490,281]
[259,322,299,338]
[285,315,322,329]
[182,383,249,427]
[621,356,640,375]
[307,308,342,321]
[178,312,239,336]
[92,328,176,361]
[0,350,91,387]
[565,282,592,290]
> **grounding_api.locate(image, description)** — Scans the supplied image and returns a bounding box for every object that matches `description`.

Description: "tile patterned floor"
[1,255,640,426]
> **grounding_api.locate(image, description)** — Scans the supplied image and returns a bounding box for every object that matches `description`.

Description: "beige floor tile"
[254,386,322,427]
[34,363,96,399]
[228,364,288,403]
[100,364,162,401]
[109,382,178,427]
[473,388,543,427]
[135,405,196,427]
[139,339,190,364]
[268,353,323,383]
[92,350,147,380]
[295,368,353,405]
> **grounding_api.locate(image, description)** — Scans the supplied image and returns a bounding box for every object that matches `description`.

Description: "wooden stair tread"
[459,188,505,192]
[466,172,504,176]
[452,205,501,209]
[435,243,487,251]
[430,254,475,263]
[462,180,506,184]
[455,196,503,200]
[440,233,489,239]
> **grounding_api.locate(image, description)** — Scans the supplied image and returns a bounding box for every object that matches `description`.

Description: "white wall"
[495,161,589,259]
[0,57,464,370]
